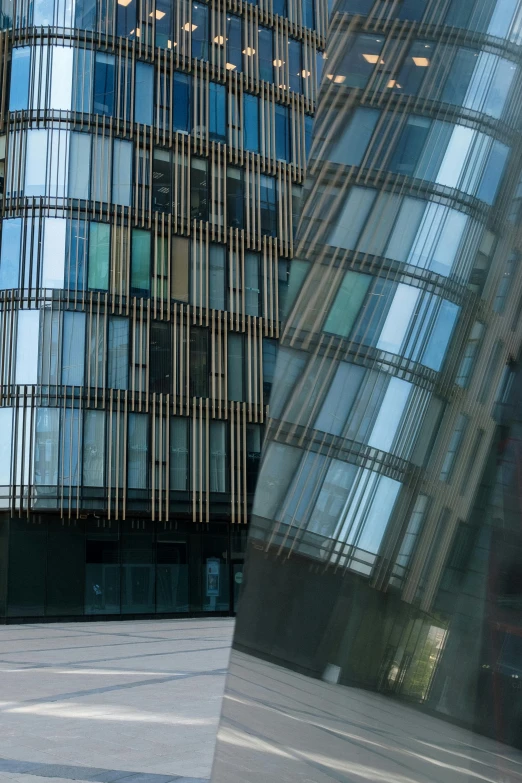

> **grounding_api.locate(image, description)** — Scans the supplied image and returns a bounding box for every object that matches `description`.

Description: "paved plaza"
[0,618,234,783]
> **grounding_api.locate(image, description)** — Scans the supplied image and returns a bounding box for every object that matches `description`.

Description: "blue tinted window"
[396,41,432,95]
[209,82,226,142]
[258,27,273,82]
[135,62,153,125]
[316,52,324,90]
[338,34,383,88]
[288,40,302,92]
[244,94,259,152]
[173,72,192,133]
[477,141,509,205]
[389,116,431,176]
[226,15,242,72]
[75,0,96,28]
[302,0,315,28]
[66,219,87,292]
[62,312,86,386]
[275,105,290,162]
[340,0,373,11]
[305,115,313,159]
[192,3,209,60]
[73,48,93,113]
[441,48,478,105]
[273,0,286,15]
[398,0,427,20]
[260,175,277,237]
[9,47,30,111]
[116,0,136,37]
[155,0,171,47]
[93,52,115,116]
[0,218,21,289]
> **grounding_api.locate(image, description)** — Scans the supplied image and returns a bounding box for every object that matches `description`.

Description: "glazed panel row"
[324,31,521,127]
[0,301,277,408]
[9,38,317,150]
[299,182,501,293]
[341,0,522,42]
[4,0,328,90]
[0,214,287,326]
[0,400,263,521]
[5,128,302,253]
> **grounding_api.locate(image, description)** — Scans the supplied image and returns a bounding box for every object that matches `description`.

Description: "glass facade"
[211,0,522,779]
[0,0,327,618]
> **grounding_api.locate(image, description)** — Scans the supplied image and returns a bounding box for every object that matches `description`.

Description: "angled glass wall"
[211,0,522,779]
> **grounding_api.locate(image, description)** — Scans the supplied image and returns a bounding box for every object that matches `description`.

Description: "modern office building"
[211,0,522,779]
[0,0,327,619]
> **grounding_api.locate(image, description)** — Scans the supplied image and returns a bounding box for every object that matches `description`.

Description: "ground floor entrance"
[0,516,247,621]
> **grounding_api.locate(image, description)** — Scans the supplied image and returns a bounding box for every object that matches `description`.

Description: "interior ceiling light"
[226,62,236,70]
[167,39,176,47]
[214,35,225,44]
[412,56,430,66]
[183,22,196,31]
[117,0,132,6]
[362,54,383,64]
[273,58,284,66]
[301,69,310,77]
[243,47,256,55]
[326,74,345,83]
[150,9,165,18]
[387,79,396,87]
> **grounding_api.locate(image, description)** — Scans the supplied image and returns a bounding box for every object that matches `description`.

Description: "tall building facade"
[0,0,327,619]
[211,0,522,779]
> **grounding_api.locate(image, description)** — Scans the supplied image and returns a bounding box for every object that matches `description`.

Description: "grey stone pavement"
[211,650,522,782]
[0,618,234,783]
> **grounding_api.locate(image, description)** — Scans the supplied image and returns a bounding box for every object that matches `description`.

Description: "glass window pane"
[35,407,59,485]
[9,47,30,111]
[50,46,73,110]
[0,218,21,289]
[128,413,148,489]
[315,362,365,436]
[93,52,115,116]
[131,229,150,295]
[228,333,244,401]
[327,107,380,166]
[170,417,188,490]
[88,222,110,290]
[244,94,259,152]
[91,135,111,202]
[42,218,66,289]
[108,316,129,389]
[135,61,153,125]
[83,409,105,487]
[210,421,227,492]
[112,139,132,206]
[324,270,371,337]
[173,73,191,133]
[0,408,13,486]
[209,82,226,141]
[16,309,39,384]
[209,245,225,310]
[192,2,209,60]
[377,284,419,355]
[329,186,376,250]
[62,311,86,386]
[69,132,91,200]
[171,235,189,302]
[368,377,412,452]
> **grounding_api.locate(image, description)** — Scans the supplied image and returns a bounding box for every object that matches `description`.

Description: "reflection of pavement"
[211,651,522,783]
[0,618,234,783]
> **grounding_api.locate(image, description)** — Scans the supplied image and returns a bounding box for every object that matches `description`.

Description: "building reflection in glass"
[211,0,522,780]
